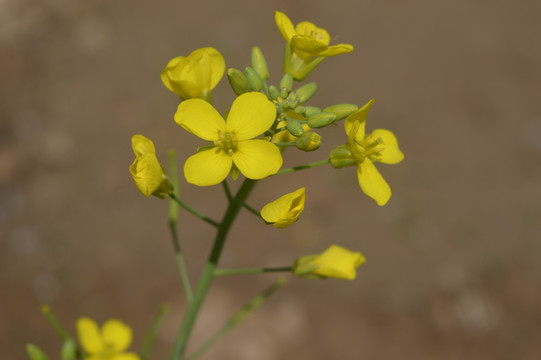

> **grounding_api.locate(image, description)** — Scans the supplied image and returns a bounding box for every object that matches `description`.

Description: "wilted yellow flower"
[77,317,140,360]
[161,47,225,100]
[175,92,282,186]
[293,245,365,280]
[334,99,404,206]
[129,135,173,198]
[260,187,305,228]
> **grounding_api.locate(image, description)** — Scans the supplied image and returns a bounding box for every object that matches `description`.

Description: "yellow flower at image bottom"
[175,92,283,186]
[77,317,140,360]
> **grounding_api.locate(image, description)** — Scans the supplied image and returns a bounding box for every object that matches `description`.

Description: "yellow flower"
[175,92,283,186]
[260,187,305,228]
[275,11,353,80]
[161,47,225,99]
[77,317,140,360]
[337,99,404,206]
[275,11,353,57]
[293,245,366,280]
[129,135,173,198]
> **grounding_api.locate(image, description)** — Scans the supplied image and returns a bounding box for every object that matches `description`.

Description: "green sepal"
[244,66,263,92]
[251,46,269,80]
[286,119,305,137]
[230,163,240,180]
[61,339,77,360]
[307,112,336,128]
[227,68,251,95]
[279,73,293,93]
[323,104,359,121]
[26,344,49,360]
[304,106,321,117]
[296,82,317,103]
[268,85,280,100]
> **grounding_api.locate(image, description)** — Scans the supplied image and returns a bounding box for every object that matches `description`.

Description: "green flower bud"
[323,104,359,121]
[280,87,289,99]
[307,112,336,128]
[227,68,251,95]
[296,82,317,103]
[26,344,49,360]
[294,106,306,114]
[329,145,356,168]
[268,85,280,100]
[296,132,322,151]
[304,106,321,117]
[61,340,77,360]
[245,66,263,92]
[274,101,283,114]
[251,46,269,80]
[280,73,293,93]
[286,119,305,137]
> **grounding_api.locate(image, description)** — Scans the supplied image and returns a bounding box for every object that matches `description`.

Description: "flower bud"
[286,119,305,137]
[268,85,280,100]
[251,46,269,80]
[226,68,251,95]
[293,106,306,114]
[329,145,356,168]
[279,73,293,93]
[244,66,263,92]
[296,132,322,152]
[260,188,305,228]
[292,245,366,280]
[27,344,49,360]
[296,82,317,103]
[304,106,321,117]
[61,340,77,360]
[307,112,336,128]
[323,104,359,121]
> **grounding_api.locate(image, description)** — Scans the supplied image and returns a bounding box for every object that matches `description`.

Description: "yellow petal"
[129,154,165,197]
[320,44,354,57]
[312,245,365,280]
[275,11,296,41]
[187,47,225,92]
[160,57,201,99]
[175,98,225,140]
[291,35,328,55]
[295,21,330,45]
[357,160,391,206]
[101,319,132,352]
[112,353,141,360]
[184,147,232,186]
[225,92,276,140]
[76,318,103,355]
[232,140,282,179]
[344,99,374,140]
[260,187,305,228]
[131,134,156,158]
[371,129,404,164]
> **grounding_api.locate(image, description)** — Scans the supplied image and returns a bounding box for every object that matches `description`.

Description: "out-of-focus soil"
[1,0,541,359]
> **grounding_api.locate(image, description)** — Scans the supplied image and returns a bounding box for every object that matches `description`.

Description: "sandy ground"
[1,0,541,359]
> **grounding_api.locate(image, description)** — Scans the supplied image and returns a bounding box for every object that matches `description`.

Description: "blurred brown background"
[1,0,541,359]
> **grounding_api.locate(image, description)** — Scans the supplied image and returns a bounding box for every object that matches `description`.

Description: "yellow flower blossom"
[129,135,173,198]
[340,99,404,206]
[260,187,305,228]
[293,245,366,280]
[175,92,283,186]
[77,317,140,360]
[161,47,225,99]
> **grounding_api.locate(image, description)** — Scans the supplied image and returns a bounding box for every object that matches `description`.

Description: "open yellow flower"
[339,99,404,206]
[77,317,140,360]
[129,135,173,198]
[161,47,225,99]
[175,92,282,186]
[293,245,366,280]
[260,187,305,228]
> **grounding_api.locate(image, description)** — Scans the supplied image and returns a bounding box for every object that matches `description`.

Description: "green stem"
[241,202,261,218]
[214,267,292,276]
[276,158,330,175]
[41,306,83,360]
[170,194,220,228]
[186,278,287,360]
[140,305,170,360]
[202,90,213,105]
[222,180,232,202]
[171,178,258,360]
[168,151,193,303]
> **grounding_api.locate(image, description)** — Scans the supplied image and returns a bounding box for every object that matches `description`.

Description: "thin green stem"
[172,179,258,360]
[276,158,330,175]
[41,306,83,360]
[214,267,292,276]
[222,180,232,202]
[168,151,193,303]
[169,194,220,228]
[241,202,261,218]
[186,278,287,360]
[140,305,170,360]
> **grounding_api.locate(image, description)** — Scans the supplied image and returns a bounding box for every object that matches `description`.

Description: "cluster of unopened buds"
[27,11,403,360]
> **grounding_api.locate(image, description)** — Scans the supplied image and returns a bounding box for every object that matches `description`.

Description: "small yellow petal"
[320,44,354,57]
[357,160,391,206]
[184,147,232,186]
[225,92,276,141]
[371,129,404,164]
[312,245,365,280]
[76,318,103,355]
[187,47,225,92]
[295,21,330,45]
[260,188,305,228]
[232,140,282,180]
[175,98,226,141]
[101,319,132,352]
[344,99,374,140]
[275,11,297,41]
[129,155,165,197]
[291,35,328,55]
[131,134,156,158]
[160,57,201,99]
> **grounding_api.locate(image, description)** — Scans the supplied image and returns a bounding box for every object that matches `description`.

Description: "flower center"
[214,131,238,156]
[354,134,385,162]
